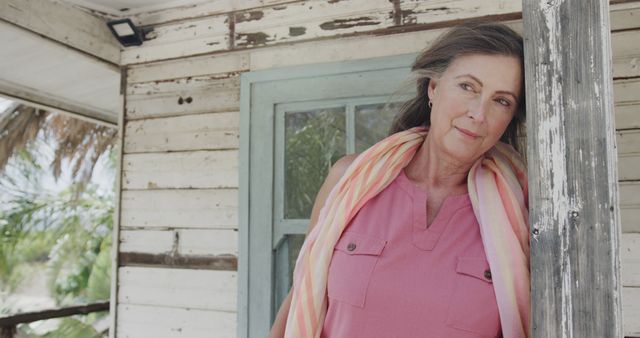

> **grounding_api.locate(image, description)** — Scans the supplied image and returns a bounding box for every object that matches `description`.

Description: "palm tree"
[0,102,118,185]
[0,100,118,337]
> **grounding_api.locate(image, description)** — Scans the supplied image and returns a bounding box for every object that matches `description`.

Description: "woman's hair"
[389,21,526,154]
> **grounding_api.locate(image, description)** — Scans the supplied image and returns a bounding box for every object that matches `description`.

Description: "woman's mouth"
[455,127,479,138]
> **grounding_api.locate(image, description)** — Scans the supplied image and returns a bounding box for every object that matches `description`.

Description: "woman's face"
[427,53,522,165]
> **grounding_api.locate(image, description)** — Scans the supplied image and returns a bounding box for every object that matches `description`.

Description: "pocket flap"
[334,232,386,256]
[456,257,493,283]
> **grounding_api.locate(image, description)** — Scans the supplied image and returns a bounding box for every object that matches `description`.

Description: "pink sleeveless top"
[320,169,502,338]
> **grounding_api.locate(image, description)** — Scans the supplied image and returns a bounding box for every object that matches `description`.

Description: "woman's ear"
[427,78,438,102]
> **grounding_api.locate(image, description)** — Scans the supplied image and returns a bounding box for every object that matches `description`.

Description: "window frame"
[238,53,417,338]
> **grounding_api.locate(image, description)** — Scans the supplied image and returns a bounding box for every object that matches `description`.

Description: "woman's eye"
[496,98,511,107]
[459,83,473,91]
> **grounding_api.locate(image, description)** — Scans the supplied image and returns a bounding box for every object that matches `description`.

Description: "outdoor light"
[107,18,151,47]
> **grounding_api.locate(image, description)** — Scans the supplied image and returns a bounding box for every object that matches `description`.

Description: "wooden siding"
[117,1,640,337]
[116,304,236,338]
[121,0,523,65]
[120,229,238,256]
[122,150,238,189]
[118,267,237,311]
[120,189,238,229]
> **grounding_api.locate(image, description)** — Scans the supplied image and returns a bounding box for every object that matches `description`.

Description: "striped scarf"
[284,126,530,338]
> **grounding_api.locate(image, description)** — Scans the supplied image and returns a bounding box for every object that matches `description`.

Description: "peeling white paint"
[538,1,577,337]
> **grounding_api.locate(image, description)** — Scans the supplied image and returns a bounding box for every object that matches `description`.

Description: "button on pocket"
[446,257,501,338]
[327,231,386,308]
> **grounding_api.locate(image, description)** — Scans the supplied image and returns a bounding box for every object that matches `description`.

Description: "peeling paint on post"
[523,0,622,337]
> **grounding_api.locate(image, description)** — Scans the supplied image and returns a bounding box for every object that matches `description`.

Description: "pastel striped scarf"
[284,126,530,338]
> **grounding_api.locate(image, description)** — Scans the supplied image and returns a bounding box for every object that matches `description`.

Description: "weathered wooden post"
[523,0,623,336]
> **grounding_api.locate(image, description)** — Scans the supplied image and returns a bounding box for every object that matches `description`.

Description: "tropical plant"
[0,102,117,337]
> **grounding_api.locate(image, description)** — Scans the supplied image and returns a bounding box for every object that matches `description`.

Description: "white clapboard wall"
[117,1,640,337]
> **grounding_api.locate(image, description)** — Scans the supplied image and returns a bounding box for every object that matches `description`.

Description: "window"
[238,54,416,337]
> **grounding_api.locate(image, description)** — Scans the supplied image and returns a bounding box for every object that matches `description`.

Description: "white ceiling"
[0,21,121,124]
[61,0,212,17]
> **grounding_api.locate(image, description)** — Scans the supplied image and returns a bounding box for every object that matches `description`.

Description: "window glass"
[284,107,346,219]
[355,102,402,153]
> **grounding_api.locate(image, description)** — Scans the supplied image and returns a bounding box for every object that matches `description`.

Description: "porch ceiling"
[0,21,121,125]
[60,0,212,18]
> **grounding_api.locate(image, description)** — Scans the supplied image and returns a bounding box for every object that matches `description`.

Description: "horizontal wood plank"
[124,112,239,153]
[120,229,238,256]
[619,155,640,182]
[623,287,640,336]
[614,77,640,105]
[120,230,175,254]
[132,0,301,27]
[621,181,640,233]
[122,150,238,189]
[119,252,237,270]
[234,0,395,48]
[121,14,230,65]
[120,189,237,229]
[617,129,640,181]
[618,129,640,154]
[116,303,235,338]
[248,22,448,70]
[398,0,521,25]
[178,229,238,255]
[622,233,640,287]
[126,73,239,96]
[615,104,640,130]
[125,75,239,120]
[610,2,640,31]
[118,267,236,311]
[612,29,640,79]
[127,52,249,84]
[614,77,640,130]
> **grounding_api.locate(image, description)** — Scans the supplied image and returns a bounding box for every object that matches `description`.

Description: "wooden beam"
[0,0,120,65]
[0,301,109,326]
[0,79,118,126]
[118,252,237,270]
[523,0,623,337]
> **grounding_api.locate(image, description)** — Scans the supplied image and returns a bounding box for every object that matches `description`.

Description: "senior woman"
[270,22,530,338]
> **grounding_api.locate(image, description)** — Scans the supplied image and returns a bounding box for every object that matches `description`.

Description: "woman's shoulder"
[328,153,359,182]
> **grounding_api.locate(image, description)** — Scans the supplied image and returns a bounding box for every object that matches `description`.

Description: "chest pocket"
[446,257,501,338]
[327,231,386,308]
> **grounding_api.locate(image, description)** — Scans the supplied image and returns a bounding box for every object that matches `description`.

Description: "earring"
[428,100,433,109]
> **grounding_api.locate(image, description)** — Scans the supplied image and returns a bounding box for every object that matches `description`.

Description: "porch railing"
[0,301,109,338]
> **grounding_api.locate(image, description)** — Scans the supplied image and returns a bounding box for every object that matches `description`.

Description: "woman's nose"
[467,99,487,122]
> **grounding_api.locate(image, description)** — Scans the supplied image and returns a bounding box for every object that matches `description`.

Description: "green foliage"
[0,141,115,336]
[284,109,346,219]
[18,316,105,338]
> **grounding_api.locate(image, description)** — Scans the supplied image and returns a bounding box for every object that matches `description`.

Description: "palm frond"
[0,105,47,172]
[0,103,118,184]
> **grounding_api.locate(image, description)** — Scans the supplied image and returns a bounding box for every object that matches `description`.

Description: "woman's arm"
[268,154,358,338]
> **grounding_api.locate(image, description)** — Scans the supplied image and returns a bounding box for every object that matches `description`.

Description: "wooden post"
[0,326,15,338]
[523,0,623,337]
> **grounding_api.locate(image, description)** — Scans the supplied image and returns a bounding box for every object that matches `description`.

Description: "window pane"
[284,107,346,219]
[355,102,403,153]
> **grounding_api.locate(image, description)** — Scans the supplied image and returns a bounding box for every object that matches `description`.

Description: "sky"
[0,96,14,112]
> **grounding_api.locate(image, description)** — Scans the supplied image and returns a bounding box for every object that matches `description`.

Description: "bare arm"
[268,154,358,338]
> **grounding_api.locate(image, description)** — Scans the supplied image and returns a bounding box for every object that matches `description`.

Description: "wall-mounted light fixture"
[107,18,152,47]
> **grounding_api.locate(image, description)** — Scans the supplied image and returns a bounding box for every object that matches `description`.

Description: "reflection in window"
[284,107,346,219]
[355,102,402,153]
